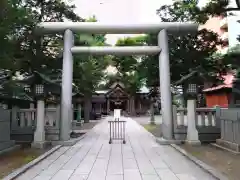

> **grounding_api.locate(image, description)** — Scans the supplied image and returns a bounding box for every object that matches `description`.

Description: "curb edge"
[3,145,62,180]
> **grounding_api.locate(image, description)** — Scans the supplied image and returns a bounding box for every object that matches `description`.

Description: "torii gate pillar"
[37,22,198,144]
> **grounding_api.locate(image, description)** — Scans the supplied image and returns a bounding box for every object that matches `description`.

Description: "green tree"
[13,0,83,76]
[104,37,145,114]
[0,0,31,72]
[73,16,110,122]
[0,0,85,103]
[140,0,225,90]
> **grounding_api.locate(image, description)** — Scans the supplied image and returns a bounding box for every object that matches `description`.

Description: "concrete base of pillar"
[72,120,83,127]
[31,141,49,149]
[156,137,183,145]
[187,129,200,145]
[185,140,201,146]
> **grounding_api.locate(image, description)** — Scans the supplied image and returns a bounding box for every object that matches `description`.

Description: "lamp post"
[185,82,200,145]
[35,84,45,97]
[32,83,46,149]
[186,83,198,99]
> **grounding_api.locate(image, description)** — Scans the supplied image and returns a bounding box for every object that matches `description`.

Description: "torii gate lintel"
[37,22,198,143]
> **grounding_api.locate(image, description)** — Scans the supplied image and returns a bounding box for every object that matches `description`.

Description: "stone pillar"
[186,99,201,145]
[30,103,35,122]
[139,102,142,112]
[130,97,135,116]
[0,107,15,151]
[215,106,221,128]
[158,29,173,140]
[32,100,46,149]
[30,103,34,109]
[77,103,82,122]
[11,106,18,129]
[60,29,74,141]
[99,103,102,114]
[150,102,155,125]
[107,99,110,114]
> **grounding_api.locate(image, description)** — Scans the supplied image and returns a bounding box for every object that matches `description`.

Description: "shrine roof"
[95,86,149,94]
[203,74,234,92]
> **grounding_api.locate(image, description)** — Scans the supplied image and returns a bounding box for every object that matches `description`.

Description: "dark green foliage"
[103,37,145,95]
[0,0,82,99]
[139,0,227,87]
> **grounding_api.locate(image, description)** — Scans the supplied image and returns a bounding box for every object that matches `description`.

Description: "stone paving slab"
[15,116,217,180]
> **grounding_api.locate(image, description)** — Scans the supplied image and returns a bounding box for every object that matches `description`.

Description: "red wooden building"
[203,74,234,108]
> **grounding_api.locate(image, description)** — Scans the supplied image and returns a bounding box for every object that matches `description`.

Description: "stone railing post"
[186,99,201,145]
[172,105,177,139]
[215,105,221,128]
[56,104,61,128]
[32,100,46,149]
[77,103,82,122]
[11,106,18,129]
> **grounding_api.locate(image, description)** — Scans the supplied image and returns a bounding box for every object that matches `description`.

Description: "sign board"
[114,109,121,120]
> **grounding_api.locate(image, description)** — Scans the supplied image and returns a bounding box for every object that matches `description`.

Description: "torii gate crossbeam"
[37,22,198,143]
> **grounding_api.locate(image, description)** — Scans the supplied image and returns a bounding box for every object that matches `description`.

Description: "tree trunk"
[130,96,135,116]
[150,103,155,125]
[84,95,92,123]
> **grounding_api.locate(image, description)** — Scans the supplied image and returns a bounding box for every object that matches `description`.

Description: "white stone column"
[186,99,201,145]
[32,100,46,149]
[158,29,173,140]
[60,29,74,141]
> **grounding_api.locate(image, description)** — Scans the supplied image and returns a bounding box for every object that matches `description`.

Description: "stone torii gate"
[37,22,198,143]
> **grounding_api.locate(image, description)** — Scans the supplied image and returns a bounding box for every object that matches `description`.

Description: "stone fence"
[10,106,61,143]
[173,106,221,142]
[216,108,240,152]
[6,104,240,151]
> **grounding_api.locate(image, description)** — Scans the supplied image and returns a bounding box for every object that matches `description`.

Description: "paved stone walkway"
[15,116,216,180]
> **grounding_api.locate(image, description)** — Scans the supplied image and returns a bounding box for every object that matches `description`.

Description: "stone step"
[211,143,240,155]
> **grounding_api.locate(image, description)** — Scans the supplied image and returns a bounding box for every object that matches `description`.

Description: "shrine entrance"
[109,100,127,111]
[106,82,129,113]
[37,21,198,142]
